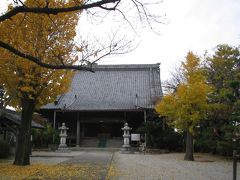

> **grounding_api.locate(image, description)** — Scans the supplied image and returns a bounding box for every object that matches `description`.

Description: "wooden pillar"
[82,124,85,138]
[53,111,56,128]
[76,113,80,147]
[233,150,238,180]
[53,111,56,144]
[144,110,147,147]
[123,112,127,122]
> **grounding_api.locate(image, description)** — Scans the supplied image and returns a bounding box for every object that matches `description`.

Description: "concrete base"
[58,144,67,148]
[122,144,131,148]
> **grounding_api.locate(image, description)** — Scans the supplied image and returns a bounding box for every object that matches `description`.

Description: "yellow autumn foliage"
[156,52,212,133]
[0,0,82,108]
[0,163,114,179]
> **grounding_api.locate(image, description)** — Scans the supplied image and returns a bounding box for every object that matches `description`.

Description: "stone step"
[79,138,122,148]
[106,139,122,148]
[70,147,120,151]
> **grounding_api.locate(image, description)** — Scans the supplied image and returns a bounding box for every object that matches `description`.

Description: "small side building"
[0,109,43,142]
[40,64,163,147]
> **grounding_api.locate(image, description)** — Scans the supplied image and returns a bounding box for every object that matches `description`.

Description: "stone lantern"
[121,122,132,153]
[58,122,69,149]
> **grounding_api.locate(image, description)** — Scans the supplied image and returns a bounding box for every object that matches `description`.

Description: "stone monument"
[121,122,133,153]
[58,122,70,152]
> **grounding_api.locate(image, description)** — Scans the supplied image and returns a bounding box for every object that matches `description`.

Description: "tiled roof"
[42,64,163,111]
[2,109,44,129]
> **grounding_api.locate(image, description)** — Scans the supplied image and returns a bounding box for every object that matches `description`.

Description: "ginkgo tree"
[155,52,212,161]
[0,0,81,165]
[0,0,164,166]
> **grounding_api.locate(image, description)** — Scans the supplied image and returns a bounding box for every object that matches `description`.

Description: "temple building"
[40,64,163,147]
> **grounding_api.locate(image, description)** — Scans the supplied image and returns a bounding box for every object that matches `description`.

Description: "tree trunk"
[184,129,194,161]
[13,98,35,166]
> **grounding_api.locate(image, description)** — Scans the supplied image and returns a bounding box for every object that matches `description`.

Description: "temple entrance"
[84,122,122,138]
[79,121,123,148]
[40,110,145,147]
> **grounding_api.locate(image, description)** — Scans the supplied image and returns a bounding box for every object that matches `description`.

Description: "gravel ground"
[61,151,113,180]
[110,152,240,180]
[30,151,85,165]
[62,151,113,165]
[30,156,71,165]
[2,151,239,180]
[31,151,113,179]
[31,151,85,157]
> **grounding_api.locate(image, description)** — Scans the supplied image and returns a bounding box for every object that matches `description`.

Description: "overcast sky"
[99,0,240,81]
[1,0,240,81]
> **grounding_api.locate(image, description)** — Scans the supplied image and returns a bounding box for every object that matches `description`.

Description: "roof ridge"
[92,63,161,71]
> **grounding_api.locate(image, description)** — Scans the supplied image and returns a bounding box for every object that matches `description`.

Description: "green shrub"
[195,127,218,153]
[0,139,10,158]
[137,110,183,151]
[32,122,59,148]
[216,140,233,156]
[195,123,240,156]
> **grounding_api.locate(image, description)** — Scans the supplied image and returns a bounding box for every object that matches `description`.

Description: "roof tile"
[42,64,163,111]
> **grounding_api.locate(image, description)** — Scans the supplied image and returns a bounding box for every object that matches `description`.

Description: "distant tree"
[155,52,212,161]
[0,0,80,165]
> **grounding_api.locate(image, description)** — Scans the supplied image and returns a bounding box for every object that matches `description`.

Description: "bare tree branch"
[75,28,135,65]
[0,40,94,71]
[0,0,164,71]
[162,66,185,94]
[0,0,120,22]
